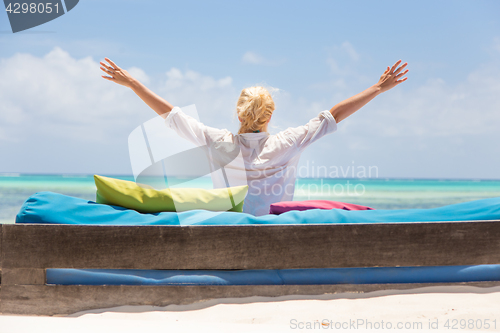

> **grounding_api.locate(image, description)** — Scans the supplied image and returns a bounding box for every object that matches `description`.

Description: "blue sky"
[1,0,500,178]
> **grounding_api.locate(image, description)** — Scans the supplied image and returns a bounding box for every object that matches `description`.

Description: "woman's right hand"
[376,60,409,93]
[100,58,136,88]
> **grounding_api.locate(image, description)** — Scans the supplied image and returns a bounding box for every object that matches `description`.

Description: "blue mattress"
[46,265,500,286]
[15,191,500,226]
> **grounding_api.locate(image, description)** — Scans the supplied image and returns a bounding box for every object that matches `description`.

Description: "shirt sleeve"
[281,110,338,152]
[164,106,231,147]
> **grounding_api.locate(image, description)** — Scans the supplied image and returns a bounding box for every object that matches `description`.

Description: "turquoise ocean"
[2,174,500,224]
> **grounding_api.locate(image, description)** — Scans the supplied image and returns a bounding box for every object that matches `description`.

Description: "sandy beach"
[1,285,499,332]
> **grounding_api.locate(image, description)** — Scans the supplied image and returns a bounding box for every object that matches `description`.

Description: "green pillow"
[94,175,248,213]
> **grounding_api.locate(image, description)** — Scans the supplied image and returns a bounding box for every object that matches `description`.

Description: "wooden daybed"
[1,220,500,316]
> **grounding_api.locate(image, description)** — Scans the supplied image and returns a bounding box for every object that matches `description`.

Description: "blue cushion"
[16,191,500,226]
[46,265,500,285]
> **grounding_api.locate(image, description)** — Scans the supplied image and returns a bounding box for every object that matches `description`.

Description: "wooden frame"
[1,221,500,316]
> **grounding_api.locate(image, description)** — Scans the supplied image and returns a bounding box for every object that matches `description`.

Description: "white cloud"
[0,47,150,143]
[0,48,240,146]
[492,37,500,54]
[319,39,500,139]
[0,47,242,173]
[346,62,500,139]
[327,41,360,74]
[326,57,340,73]
[1,45,500,178]
[241,51,285,66]
[160,68,238,128]
[127,67,150,85]
[340,41,360,62]
[164,68,233,91]
[3,45,499,142]
[242,51,266,65]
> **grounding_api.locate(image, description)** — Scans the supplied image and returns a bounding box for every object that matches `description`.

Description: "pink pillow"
[269,200,374,215]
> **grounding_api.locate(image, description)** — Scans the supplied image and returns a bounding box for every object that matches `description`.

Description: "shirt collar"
[238,132,270,140]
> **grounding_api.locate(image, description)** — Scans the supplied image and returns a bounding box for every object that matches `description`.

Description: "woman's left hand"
[377,60,409,93]
[100,58,135,88]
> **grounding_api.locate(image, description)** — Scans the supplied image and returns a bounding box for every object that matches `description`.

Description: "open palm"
[378,60,409,93]
[100,58,135,88]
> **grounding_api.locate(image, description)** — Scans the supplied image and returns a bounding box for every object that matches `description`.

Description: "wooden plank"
[1,224,3,269]
[3,222,500,269]
[0,224,2,284]
[2,282,500,316]
[2,268,45,285]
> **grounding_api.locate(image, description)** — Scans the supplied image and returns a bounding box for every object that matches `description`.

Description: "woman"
[100,59,408,216]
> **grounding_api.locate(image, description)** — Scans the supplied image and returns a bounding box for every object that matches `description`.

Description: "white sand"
[1,285,500,332]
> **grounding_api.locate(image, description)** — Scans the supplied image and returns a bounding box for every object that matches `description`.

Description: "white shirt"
[165,107,338,216]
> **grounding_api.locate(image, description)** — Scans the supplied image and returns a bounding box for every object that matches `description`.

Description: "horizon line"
[1,173,500,181]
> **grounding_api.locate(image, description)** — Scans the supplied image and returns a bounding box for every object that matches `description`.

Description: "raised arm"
[100,58,173,118]
[330,60,409,123]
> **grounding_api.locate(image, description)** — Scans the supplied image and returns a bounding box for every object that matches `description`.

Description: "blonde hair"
[236,86,275,134]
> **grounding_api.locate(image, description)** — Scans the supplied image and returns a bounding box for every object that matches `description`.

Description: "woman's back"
[165,105,337,216]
